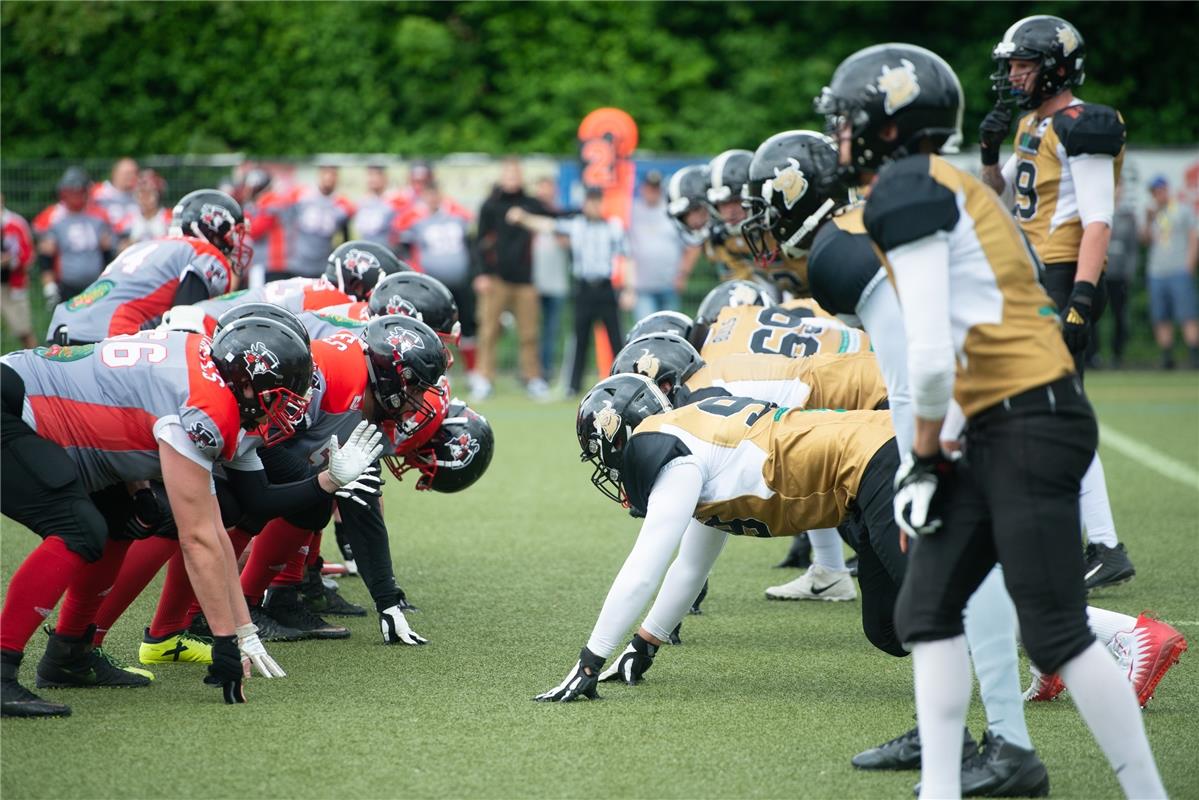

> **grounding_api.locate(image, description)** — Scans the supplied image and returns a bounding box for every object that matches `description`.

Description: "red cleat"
[1107,613,1188,708]
[1023,669,1065,702]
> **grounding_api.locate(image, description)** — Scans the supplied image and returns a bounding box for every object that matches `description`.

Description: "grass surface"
[2,371,1197,799]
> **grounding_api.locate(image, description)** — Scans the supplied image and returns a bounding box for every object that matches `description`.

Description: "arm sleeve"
[172,271,213,307]
[886,233,955,422]
[1069,155,1116,228]
[222,461,331,519]
[585,461,703,658]
[640,520,729,643]
[335,489,404,611]
[854,278,913,455]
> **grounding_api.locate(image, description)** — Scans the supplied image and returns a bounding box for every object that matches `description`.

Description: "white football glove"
[893,452,954,538]
[334,463,383,508]
[160,304,208,334]
[328,421,385,487]
[235,623,286,678]
[379,604,428,646]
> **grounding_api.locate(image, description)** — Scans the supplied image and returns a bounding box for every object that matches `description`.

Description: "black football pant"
[839,440,907,657]
[568,279,622,394]
[1042,263,1107,379]
[894,376,1097,674]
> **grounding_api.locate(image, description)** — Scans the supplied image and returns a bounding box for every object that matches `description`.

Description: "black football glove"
[598,633,659,685]
[979,102,1013,167]
[1061,280,1096,354]
[893,452,955,537]
[534,647,605,702]
[203,635,247,704]
[124,486,173,540]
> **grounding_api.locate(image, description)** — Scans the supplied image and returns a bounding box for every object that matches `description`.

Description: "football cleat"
[305,586,368,617]
[2,652,71,718]
[1022,668,1065,702]
[138,629,213,665]
[1083,542,1136,592]
[94,648,154,682]
[920,731,1049,798]
[249,604,306,642]
[188,612,213,638]
[775,532,812,568]
[263,585,350,640]
[765,564,857,602]
[1107,613,1188,707]
[37,626,153,688]
[852,725,977,771]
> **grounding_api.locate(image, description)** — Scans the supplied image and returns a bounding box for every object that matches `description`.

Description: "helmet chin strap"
[780,198,836,254]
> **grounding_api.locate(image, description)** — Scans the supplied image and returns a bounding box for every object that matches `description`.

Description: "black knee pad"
[283,499,334,532]
[59,499,109,562]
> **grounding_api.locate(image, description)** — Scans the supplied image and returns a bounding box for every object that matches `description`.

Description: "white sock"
[1080,454,1119,547]
[1086,606,1137,646]
[808,528,846,571]
[914,636,972,799]
[1059,641,1167,799]
[964,567,1031,750]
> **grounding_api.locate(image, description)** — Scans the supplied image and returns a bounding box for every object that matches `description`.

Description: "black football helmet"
[814,43,964,185]
[665,164,712,246]
[625,310,694,345]
[214,302,310,346]
[389,400,495,493]
[361,315,447,429]
[691,279,776,349]
[577,374,672,505]
[741,130,847,262]
[707,149,754,222]
[367,272,461,351]
[325,240,410,302]
[211,317,313,445]
[991,16,1085,110]
[171,189,253,275]
[611,333,704,405]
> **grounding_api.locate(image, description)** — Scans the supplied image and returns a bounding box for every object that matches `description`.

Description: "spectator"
[628,169,697,321]
[252,163,355,281]
[1141,176,1199,369]
[531,177,570,383]
[1,193,38,348]
[354,164,398,246]
[91,157,140,234]
[33,167,113,309]
[475,158,553,400]
[393,160,434,218]
[233,166,273,288]
[398,181,479,371]
[509,186,627,397]
[1100,181,1139,368]
[122,170,171,247]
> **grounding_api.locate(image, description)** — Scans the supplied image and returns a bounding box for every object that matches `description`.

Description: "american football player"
[819,42,1164,798]
[665,164,712,248]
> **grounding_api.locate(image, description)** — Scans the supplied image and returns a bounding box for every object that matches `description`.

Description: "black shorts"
[1,364,108,561]
[894,375,1097,673]
[840,440,907,657]
[1041,263,1107,379]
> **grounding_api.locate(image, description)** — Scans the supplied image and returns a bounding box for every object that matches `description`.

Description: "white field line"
[1099,423,1199,493]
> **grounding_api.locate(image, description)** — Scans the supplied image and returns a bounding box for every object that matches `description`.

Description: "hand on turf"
[334,464,383,507]
[206,635,246,704]
[328,422,385,488]
[893,451,955,538]
[979,102,1013,167]
[598,634,658,685]
[534,648,605,702]
[1061,280,1096,354]
[380,604,428,645]
[236,623,286,678]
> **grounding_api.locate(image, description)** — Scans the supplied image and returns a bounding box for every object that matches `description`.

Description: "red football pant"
[56,539,132,638]
[0,537,87,653]
[241,519,312,599]
[92,537,177,645]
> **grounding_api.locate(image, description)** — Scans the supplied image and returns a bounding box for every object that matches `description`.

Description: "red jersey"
[2,208,35,289]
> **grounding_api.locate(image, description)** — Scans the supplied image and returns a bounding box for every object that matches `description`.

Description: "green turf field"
[2,371,1197,799]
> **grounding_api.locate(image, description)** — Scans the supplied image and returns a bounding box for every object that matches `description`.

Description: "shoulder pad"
[621,431,692,517]
[1054,104,1125,157]
[863,156,959,252]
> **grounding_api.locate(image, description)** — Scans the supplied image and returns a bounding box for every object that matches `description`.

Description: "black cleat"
[669,622,683,646]
[2,651,71,718]
[957,731,1050,797]
[1084,542,1135,592]
[249,604,306,642]
[35,625,151,688]
[775,532,812,568]
[689,578,709,615]
[852,725,977,771]
[847,555,859,578]
[301,565,367,617]
[188,612,213,638]
[263,585,350,640]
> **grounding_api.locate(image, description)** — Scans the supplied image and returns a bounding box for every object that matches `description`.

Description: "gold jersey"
[622,398,895,536]
[685,352,886,412]
[1009,102,1126,264]
[863,154,1074,418]
[779,297,839,321]
[698,305,869,363]
[704,230,758,282]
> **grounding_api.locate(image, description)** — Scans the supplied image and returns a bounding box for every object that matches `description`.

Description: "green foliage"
[3,1,1198,158]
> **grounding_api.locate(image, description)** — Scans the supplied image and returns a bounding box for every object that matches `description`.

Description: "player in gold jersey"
[534,374,910,702]
[820,42,1165,799]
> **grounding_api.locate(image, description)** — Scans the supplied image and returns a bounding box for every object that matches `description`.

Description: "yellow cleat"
[138,629,213,665]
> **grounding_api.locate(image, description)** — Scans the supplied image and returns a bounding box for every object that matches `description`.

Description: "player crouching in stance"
[534,373,908,702]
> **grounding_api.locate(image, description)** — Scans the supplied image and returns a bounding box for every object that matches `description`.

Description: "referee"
[508,187,628,395]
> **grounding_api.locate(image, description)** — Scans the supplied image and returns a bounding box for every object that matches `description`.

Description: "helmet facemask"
[254,385,311,446]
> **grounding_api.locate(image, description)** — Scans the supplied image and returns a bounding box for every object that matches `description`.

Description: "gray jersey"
[2,331,243,492]
[400,210,472,286]
[48,237,232,343]
[34,204,113,289]
[192,277,351,334]
[264,187,355,277]
[353,194,398,247]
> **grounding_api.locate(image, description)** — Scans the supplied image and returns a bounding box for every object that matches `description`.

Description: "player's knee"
[57,501,109,562]
[284,502,333,532]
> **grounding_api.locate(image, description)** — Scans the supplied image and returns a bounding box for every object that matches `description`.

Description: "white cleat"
[765,564,857,602]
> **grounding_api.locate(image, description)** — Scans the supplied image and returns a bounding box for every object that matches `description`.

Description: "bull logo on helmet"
[343,248,380,277]
[877,58,921,115]
[386,327,424,356]
[768,159,808,210]
[594,401,623,443]
[242,342,280,378]
[729,283,760,306]
[634,350,661,380]
[1056,24,1080,57]
[446,432,480,466]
